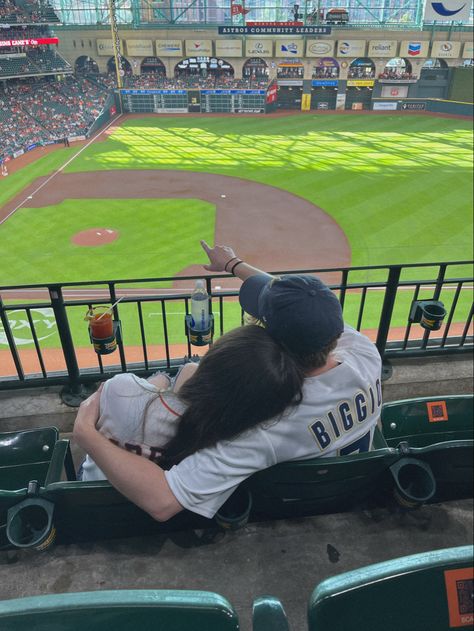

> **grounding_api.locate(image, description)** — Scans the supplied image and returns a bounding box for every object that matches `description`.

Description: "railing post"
[49,286,89,406]
[376,266,402,379]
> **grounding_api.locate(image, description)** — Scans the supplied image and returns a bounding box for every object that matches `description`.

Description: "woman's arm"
[74,390,183,522]
[200,240,272,282]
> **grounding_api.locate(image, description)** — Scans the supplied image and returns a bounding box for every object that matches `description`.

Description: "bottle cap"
[195,279,205,289]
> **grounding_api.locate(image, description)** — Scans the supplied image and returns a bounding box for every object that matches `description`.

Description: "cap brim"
[239,273,273,318]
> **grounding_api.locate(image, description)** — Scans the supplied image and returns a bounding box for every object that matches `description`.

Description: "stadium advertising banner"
[245,39,273,57]
[336,40,366,57]
[399,41,430,58]
[424,0,472,22]
[368,40,398,57]
[431,41,462,58]
[0,37,59,47]
[185,40,212,56]
[215,40,242,57]
[347,79,375,87]
[97,39,124,55]
[275,40,304,57]
[218,26,330,35]
[462,41,474,58]
[126,40,153,56]
[306,40,335,57]
[155,40,183,57]
[373,102,398,111]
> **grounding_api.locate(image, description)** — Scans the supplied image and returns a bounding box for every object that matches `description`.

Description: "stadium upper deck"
[48,0,473,30]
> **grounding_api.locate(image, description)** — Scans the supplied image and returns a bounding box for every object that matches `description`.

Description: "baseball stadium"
[0,0,473,629]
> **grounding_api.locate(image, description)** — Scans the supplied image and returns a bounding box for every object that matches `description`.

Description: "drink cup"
[87,306,114,339]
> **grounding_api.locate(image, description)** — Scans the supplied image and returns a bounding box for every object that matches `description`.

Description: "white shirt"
[165,326,382,518]
[81,373,185,481]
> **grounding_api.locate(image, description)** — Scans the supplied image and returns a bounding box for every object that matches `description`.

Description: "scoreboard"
[121,89,266,114]
[121,90,188,113]
[200,90,265,113]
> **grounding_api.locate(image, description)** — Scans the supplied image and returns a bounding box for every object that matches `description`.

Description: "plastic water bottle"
[190,280,210,331]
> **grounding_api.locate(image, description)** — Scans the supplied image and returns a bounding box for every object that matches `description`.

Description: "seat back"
[0,590,240,631]
[0,428,59,491]
[382,395,473,448]
[308,545,474,631]
[247,449,398,518]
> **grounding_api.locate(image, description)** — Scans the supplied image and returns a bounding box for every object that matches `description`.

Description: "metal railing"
[0,261,472,398]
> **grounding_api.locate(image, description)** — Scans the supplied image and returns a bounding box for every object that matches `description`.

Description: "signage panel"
[368,40,398,57]
[347,79,375,87]
[0,37,59,47]
[424,0,472,22]
[126,40,153,56]
[431,41,462,58]
[245,39,273,57]
[462,41,474,58]
[312,80,338,86]
[306,40,335,57]
[185,40,212,56]
[399,40,430,58]
[218,26,331,35]
[401,101,426,110]
[155,40,182,57]
[373,102,398,110]
[336,40,366,57]
[275,40,304,58]
[215,40,242,57]
[97,39,124,55]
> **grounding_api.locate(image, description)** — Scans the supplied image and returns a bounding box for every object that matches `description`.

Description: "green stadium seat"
[381,395,473,447]
[0,590,288,631]
[0,590,241,631]
[308,545,474,631]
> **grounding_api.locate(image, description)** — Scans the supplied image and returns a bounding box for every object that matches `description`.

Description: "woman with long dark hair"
[81,324,303,481]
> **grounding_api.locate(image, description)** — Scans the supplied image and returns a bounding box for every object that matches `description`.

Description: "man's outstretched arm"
[73,389,183,522]
[200,240,272,281]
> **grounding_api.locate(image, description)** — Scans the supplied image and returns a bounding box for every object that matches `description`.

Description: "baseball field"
[0,112,472,359]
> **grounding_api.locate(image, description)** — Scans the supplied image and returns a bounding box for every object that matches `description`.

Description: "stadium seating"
[0,547,470,630]
[308,545,474,631]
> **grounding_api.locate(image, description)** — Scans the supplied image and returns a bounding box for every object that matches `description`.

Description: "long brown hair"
[158,325,303,468]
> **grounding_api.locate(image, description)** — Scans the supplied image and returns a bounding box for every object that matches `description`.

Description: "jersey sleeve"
[334,325,381,363]
[165,428,276,519]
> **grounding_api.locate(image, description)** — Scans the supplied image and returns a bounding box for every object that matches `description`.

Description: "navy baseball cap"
[239,274,344,354]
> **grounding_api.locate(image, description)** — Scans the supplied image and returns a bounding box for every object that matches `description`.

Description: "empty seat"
[308,545,474,631]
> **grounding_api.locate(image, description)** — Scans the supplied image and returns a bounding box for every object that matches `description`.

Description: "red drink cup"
[88,307,114,339]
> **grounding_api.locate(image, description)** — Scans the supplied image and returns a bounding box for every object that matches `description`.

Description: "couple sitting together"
[74,241,382,522]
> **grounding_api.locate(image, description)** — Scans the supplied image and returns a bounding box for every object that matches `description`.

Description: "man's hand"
[73,385,103,447]
[200,240,237,272]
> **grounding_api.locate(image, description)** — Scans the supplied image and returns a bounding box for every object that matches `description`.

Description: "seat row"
[0,546,472,631]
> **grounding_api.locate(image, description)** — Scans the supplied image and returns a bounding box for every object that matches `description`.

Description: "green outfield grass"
[1,114,472,288]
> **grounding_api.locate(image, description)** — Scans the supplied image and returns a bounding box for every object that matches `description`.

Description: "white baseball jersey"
[81,373,186,481]
[165,326,382,518]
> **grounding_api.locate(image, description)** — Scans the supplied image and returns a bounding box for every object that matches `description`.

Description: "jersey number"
[339,430,371,456]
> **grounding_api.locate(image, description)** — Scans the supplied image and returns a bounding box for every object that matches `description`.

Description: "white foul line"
[0,114,122,226]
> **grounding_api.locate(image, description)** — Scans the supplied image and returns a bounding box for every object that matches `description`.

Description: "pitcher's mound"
[72,228,119,247]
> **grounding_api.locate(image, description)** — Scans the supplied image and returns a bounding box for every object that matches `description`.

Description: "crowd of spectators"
[0,0,59,23]
[312,67,339,79]
[123,72,268,90]
[0,75,108,156]
[378,70,417,80]
[347,66,375,79]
